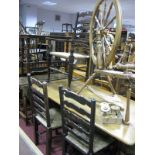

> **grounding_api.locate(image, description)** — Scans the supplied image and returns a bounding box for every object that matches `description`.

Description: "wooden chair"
[19,77,32,125]
[74,11,92,40]
[59,86,114,155]
[28,73,62,155]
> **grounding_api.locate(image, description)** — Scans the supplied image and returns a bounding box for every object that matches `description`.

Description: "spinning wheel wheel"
[89,0,122,69]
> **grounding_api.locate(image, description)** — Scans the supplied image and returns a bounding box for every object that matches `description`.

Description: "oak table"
[33,79,135,146]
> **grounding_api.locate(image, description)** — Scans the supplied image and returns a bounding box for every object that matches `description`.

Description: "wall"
[20,4,37,27]
[37,9,74,32]
[19,0,135,32]
[121,0,135,32]
[19,4,75,32]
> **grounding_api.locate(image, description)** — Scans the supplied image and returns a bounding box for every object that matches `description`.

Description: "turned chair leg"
[62,139,67,155]
[34,118,39,145]
[23,96,29,126]
[46,128,52,155]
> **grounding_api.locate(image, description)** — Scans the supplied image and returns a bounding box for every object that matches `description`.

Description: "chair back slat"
[27,73,51,127]
[31,77,43,88]
[64,100,90,118]
[59,86,96,153]
[34,105,46,120]
[31,88,44,99]
[32,93,44,107]
[64,90,92,107]
[64,112,89,136]
[33,99,45,113]
[64,124,89,145]
[64,109,90,130]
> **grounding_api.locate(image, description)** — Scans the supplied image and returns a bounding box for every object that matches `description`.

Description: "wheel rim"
[89,0,122,68]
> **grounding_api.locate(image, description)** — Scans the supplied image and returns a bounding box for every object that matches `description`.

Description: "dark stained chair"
[19,77,32,125]
[27,73,62,155]
[59,86,114,155]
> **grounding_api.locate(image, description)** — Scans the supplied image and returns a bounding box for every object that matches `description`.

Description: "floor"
[19,117,117,155]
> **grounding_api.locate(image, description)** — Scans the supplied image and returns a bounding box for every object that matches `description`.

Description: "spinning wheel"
[89,0,122,69]
[77,0,133,125]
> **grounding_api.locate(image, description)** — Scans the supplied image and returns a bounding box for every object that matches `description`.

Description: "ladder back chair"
[59,86,113,155]
[27,73,62,155]
[19,77,32,125]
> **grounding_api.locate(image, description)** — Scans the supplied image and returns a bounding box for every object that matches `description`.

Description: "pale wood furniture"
[33,79,135,146]
[49,51,90,87]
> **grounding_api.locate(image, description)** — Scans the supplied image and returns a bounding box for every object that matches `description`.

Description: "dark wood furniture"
[28,73,62,155]
[19,34,72,77]
[19,35,49,76]
[19,77,32,125]
[59,86,113,155]
[62,23,73,32]
[74,11,92,39]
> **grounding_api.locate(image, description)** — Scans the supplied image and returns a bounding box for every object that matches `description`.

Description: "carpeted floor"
[19,117,116,155]
[19,117,63,155]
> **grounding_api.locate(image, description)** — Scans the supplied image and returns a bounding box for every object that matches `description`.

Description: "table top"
[33,79,135,145]
[50,52,89,59]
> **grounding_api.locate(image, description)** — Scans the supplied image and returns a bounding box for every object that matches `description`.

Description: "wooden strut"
[77,72,96,94]
[114,63,135,70]
[123,87,131,125]
[78,68,134,95]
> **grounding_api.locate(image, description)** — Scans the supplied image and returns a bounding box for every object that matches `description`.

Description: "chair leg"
[23,96,29,126]
[34,118,39,145]
[55,128,60,135]
[62,139,67,155]
[46,128,52,155]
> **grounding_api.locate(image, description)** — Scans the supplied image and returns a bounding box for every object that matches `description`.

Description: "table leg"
[68,51,74,88]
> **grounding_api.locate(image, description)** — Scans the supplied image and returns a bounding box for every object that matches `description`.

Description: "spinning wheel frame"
[89,0,122,70]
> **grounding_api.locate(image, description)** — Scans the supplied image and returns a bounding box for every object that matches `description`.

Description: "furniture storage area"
[19,0,135,155]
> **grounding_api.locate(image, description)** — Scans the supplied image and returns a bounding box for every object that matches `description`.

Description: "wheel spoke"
[103,0,107,26]
[104,16,116,29]
[105,2,113,25]
[95,16,101,28]
[99,5,103,27]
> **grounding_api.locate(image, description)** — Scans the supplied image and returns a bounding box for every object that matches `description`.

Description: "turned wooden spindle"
[124,87,131,125]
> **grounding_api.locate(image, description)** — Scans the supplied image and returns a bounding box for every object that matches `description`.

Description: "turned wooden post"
[124,87,131,125]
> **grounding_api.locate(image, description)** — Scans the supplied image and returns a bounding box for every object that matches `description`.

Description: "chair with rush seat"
[27,73,62,155]
[59,86,114,155]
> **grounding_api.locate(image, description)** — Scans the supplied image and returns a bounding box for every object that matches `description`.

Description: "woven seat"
[36,108,62,129]
[66,129,113,154]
